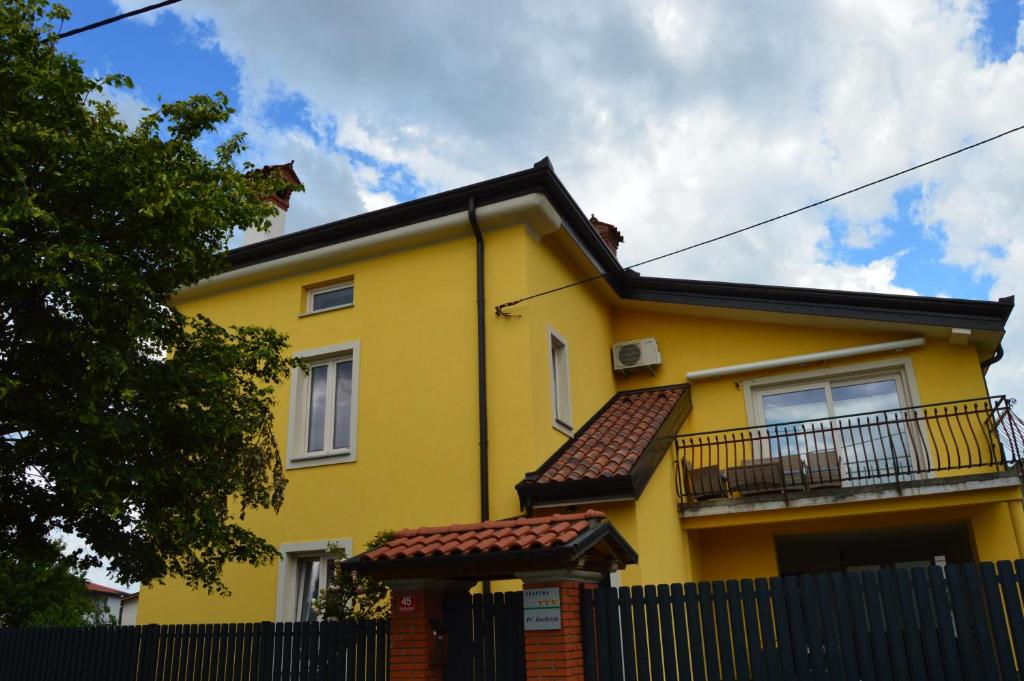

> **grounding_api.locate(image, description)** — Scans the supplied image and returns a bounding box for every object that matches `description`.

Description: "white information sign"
[523,587,561,631]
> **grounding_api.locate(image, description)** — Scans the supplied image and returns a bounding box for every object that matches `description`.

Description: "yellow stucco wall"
[138,211,1017,624]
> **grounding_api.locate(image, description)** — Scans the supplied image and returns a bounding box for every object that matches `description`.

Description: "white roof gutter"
[686,337,926,381]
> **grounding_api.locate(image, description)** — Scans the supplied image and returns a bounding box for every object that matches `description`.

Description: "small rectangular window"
[308,282,354,313]
[550,331,572,432]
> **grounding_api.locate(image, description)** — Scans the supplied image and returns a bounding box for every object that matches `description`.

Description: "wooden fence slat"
[893,569,928,681]
[955,565,996,681]
[710,582,735,681]
[642,585,665,681]
[724,581,749,681]
[782,576,813,681]
[910,568,946,681]
[682,583,706,681]
[754,579,782,681]
[617,586,638,681]
[978,562,1017,681]
[656,585,679,681]
[697,581,722,681]
[829,573,861,681]
[927,566,964,681]
[812,575,846,681]
[669,584,693,681]
[796,574,827,681]
[583,588,600,681]
[629,586,651,681]
[995,560,1024,675]
[739,580,765,681]
[605,587,624,681]
[876,570,912,681]
[768,577,796,681]
[840,572,877,681]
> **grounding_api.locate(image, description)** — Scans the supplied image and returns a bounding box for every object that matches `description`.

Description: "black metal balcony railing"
[675,396,1024,505]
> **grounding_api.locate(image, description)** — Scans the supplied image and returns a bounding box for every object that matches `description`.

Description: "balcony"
[674,396,1024,511]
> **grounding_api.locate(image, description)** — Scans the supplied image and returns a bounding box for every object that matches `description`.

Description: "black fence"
[581,560,1024,681]
[676,396,1024,505]
[442,591,524,681]
[0,619,388,681]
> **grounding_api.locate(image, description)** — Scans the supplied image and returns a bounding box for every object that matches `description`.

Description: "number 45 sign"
[398,595,417,613]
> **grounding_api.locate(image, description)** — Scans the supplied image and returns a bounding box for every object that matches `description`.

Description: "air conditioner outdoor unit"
[612,338,661,373]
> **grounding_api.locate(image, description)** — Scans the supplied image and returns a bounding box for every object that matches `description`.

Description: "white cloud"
[147,0,1022,398]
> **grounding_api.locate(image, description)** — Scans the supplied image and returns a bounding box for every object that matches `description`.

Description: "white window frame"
[549,329,573,435]
[286,341,360,469]
[740,357,928,477]
[303,281,354,316]
[275,538,353,622]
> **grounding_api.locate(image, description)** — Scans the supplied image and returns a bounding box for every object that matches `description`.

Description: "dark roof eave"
[622,276,1014,331]
[226,160,623,277]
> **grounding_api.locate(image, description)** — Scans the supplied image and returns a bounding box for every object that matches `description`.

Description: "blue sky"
[55,0,1024,586]
[57,0,1020,300]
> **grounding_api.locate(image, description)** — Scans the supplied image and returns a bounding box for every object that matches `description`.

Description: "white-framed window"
[549,329,572,434]
[276,539,353,622]
[306,281,354,315]
[743,358,924,485]
[287,341,360,469]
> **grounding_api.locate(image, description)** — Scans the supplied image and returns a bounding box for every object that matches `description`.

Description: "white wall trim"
[275,538,353,622]
[286,341,360,469]
[687,338,925,381]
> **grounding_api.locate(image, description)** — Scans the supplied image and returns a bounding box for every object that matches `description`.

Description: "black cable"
[495,123,1024,316]
[56,0,184,39]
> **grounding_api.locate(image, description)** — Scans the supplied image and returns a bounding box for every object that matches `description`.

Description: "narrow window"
[288,342,359,468]
[299,354,356,459]
[308,282,354,313]
[550,332,572,431]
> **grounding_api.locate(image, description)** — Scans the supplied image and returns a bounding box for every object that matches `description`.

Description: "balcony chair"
[805,450,842,489]
[726,454,803,496]
[682,460,728,501]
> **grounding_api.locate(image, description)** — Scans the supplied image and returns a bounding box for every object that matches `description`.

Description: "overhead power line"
[495,123,1024,317]
[56,0,184,39]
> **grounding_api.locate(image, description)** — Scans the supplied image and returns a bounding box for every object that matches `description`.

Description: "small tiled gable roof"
[362,510,605,562]
[517,385,692,508]
[345,510,637,580]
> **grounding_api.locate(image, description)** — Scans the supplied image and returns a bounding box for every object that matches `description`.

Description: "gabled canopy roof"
[517,385,693,509]
[343,511,637,581]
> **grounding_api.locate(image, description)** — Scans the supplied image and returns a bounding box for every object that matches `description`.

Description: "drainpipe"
[468,198,490,526]
[981,343,1005,371]
[468,198,491,594]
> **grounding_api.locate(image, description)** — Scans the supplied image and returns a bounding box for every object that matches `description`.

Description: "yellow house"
[138,159,1022,624]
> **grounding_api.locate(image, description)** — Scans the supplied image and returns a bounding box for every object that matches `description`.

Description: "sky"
[55,0,1024,587]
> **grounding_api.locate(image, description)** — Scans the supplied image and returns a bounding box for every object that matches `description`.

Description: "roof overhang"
[343,513,638,582]
[174,159,1013,346]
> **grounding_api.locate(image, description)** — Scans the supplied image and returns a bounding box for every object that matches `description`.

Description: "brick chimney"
[590,215,624,258]
[243,161,301,246]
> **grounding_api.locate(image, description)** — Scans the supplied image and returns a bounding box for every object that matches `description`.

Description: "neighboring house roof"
[344,510,638,580]
[121,593,139,602]
[220,159,1013,335]
[86,582,127,597]
[517,385,693,508]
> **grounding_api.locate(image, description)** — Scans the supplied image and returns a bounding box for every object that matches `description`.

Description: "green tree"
[0,0,302,605]
[0,538,104,627]
[313,531,396,621]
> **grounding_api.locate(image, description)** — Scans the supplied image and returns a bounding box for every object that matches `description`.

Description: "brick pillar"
[518,571,602,681]
[387,579,470,681]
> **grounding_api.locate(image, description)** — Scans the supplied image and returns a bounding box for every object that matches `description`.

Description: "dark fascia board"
[226,159,1012,333]
[226,158,623,276]
[516,385,692,508]
[621,274,1014,331]
[342,520,636,581]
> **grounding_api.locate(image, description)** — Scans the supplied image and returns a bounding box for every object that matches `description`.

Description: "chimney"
[589,214,624,257]
[244,161,301,246]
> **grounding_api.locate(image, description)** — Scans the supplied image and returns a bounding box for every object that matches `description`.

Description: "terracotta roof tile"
[359,511,606,562]
[531,386,687,485]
